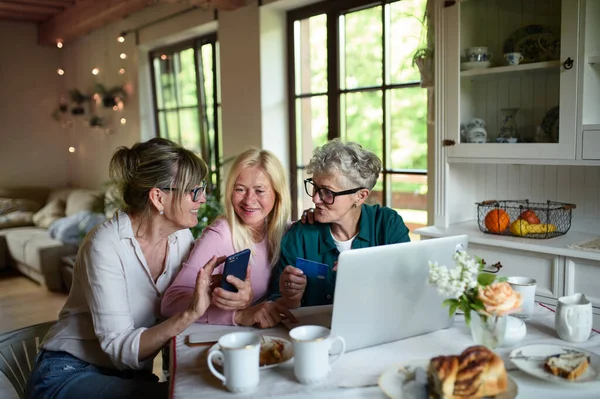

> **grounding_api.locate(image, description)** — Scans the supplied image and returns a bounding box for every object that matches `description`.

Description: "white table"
[169,304,600,398]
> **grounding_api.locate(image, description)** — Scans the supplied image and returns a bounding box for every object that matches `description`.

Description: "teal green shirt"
[269,204,410,307]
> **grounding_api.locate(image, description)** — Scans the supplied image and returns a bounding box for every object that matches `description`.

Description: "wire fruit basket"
[476,200,576,239]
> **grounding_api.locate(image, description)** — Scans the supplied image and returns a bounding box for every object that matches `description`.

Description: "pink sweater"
[161,217,272,325]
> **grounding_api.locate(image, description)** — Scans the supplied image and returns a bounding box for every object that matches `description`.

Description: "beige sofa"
[0,187,105,291]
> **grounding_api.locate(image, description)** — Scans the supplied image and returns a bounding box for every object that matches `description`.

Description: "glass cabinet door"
[442,0,580,160]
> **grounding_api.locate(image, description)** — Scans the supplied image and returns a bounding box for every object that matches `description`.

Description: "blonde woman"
[27,138,224,399]
[162,148,295,328]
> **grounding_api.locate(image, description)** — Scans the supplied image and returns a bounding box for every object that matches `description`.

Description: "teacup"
[207,332,260,393]
[556,293,592,343]
[467,127,487,143]
[466,47,493,62]
[466,117,486,131]
[289,325,346,384]
[507,277,537,319]
[504,52,524,65]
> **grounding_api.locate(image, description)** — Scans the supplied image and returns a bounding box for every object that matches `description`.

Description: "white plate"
[208,336,293,370]
[461,61,492,70]
[509,344,600,384]
[378,359,518,399]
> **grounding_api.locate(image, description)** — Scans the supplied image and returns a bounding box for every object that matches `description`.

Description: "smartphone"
[221,248,251,292]
[295,258,328,280]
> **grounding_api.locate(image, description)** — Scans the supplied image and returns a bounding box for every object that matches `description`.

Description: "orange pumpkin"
[484,209,510,233]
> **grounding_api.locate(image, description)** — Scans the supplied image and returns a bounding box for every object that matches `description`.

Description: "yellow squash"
[526,223,557,234]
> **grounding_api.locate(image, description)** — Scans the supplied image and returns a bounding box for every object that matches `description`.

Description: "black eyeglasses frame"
[160,181,207,202]
[303,178,366,205]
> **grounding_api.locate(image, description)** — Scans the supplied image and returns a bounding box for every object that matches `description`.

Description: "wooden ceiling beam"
[0,1,61,14]
[0,10,47,22]
[10,0,75,8]
[38,0,153,45]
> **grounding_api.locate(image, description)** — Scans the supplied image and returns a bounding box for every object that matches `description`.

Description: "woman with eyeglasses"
[162,148,296,328]
[26,138,223,399]
[270,139,410,309]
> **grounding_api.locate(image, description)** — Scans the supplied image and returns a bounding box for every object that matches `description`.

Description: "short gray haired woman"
[26,138,225,399]
[270,139,410,308]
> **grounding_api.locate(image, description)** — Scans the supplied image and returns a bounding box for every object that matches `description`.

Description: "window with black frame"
[287,0,428,236]
[150,34,222,195]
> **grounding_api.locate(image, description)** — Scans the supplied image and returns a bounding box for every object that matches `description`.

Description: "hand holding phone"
[221,249,251,292]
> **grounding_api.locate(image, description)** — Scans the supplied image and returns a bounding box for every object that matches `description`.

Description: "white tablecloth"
[170,304,600,398]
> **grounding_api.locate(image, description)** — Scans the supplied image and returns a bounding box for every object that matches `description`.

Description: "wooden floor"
[0,268,165,380]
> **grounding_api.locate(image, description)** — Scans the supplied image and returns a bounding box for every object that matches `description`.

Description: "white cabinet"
[436,0,585,162]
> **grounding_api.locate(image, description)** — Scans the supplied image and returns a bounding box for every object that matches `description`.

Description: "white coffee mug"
[289,325,346,384]
[507,276,537,319]
[207,332,260,393]
[556,293,593,343]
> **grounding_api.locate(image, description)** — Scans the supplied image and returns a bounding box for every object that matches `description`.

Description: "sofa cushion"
[0,211,34,229]
[33,199,66,228]
[65,189,104,216]
[0,198,41,215]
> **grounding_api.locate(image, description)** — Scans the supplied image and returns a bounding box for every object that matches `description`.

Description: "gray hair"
[306,139,381,190]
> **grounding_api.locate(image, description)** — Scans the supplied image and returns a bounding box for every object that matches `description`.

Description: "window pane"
[390,88,427,169]
[389,0,426,84]
[296,169,314,217]
[153,58,166,109]
[342,6,382,89]
[157,56,177,109]
[179,108,201,154]
[295,96,328,166]
[294,14,327,95]
[158,110,180,142]
[341,91,383,161]
[365,174,384,206]
[390,173,427,240]
[176,49,198,107]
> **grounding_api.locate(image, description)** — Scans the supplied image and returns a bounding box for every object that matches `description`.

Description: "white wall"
[0,22,68,188]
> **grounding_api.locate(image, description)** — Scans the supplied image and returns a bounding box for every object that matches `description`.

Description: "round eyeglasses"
[304,178,365,205]
[160,181,207,202]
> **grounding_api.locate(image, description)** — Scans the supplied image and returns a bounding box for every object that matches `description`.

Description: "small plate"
[461,61,491,70]
[208,336,293,370]
[509,344,600,384]
[378,359,518,399]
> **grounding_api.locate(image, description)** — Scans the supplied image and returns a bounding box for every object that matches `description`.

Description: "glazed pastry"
[544,352,589,381]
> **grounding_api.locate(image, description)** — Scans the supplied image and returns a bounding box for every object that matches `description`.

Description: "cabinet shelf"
[589,55,600,64]
[461,61,561,80]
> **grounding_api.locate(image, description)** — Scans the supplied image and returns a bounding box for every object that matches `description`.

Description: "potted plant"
[413,47,434,88]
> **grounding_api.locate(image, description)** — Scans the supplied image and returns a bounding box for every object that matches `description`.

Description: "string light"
[57,68,64,75]
[120,118,127,125]
[160,54,167,60]
[119,53,127,60]
[117,31,127,43]
[68,147,76,153]
[118,68,126,75]
[92,68,100,75]
[56,41,63,48]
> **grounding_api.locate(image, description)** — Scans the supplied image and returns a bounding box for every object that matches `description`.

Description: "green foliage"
[189,190,223,239]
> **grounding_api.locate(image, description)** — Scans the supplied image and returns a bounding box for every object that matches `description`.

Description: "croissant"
[428,345,508,399]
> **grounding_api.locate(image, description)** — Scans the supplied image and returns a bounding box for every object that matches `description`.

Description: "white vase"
[469,312,507,349]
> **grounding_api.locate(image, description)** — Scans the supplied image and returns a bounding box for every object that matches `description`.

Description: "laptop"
[286,235,469,352]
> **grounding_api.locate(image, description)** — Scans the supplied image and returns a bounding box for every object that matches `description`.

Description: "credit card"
[296,258,328,280]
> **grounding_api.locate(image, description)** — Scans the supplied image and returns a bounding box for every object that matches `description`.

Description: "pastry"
[428,345,508,399]
[544,352,590,381]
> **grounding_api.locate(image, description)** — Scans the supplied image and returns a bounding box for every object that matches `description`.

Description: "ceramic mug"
[207,332,260,393]
[289,325,346,384]
[466,47,493,62]
[504,52,524,65]
[507,277,537,319]
[556,293,593,343]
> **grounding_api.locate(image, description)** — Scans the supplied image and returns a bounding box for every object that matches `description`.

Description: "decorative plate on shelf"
[538,106,559,143]
[503,25,560,63]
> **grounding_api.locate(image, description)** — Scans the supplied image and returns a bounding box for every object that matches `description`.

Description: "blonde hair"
[109,138,208,219]
[224,148,291,266]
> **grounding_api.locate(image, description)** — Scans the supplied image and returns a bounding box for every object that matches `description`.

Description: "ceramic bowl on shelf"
[461,61,492,70]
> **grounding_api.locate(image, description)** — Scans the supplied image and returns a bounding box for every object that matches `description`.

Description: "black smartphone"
[221,248,251,292]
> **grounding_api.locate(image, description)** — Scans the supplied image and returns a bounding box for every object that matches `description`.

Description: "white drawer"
[565,257,600,309]
[582,130,600,160]
[469,243,562,300]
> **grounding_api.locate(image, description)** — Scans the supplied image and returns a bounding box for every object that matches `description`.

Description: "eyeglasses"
[160,181,206,202]
[304,178,366,205]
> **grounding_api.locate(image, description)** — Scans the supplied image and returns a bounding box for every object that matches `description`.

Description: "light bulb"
[56,41,63,48]
[118,68,126,75]
[57,68,65,75]
[117,36,125,43]
[120,53,127,60]
[160,54,167,60]
[120,118,127,125]
[113,105,118,111]
[92,68,99,75]
[68,147,75,153]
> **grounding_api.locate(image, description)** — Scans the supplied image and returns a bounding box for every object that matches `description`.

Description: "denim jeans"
[26,350,168,399]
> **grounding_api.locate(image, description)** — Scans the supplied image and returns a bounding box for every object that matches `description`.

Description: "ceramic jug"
[555,293,593,343]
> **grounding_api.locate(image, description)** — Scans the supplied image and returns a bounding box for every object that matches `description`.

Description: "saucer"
[461,61,491,71]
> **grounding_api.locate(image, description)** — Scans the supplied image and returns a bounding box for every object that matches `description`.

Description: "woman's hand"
[234,301,298,329]
[187,255,227,319]
[279,266,307,307]
[300,208,316,224]
[212,265,254,311]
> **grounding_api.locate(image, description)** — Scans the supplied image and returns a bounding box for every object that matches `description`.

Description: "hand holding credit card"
[295,258,328,279]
